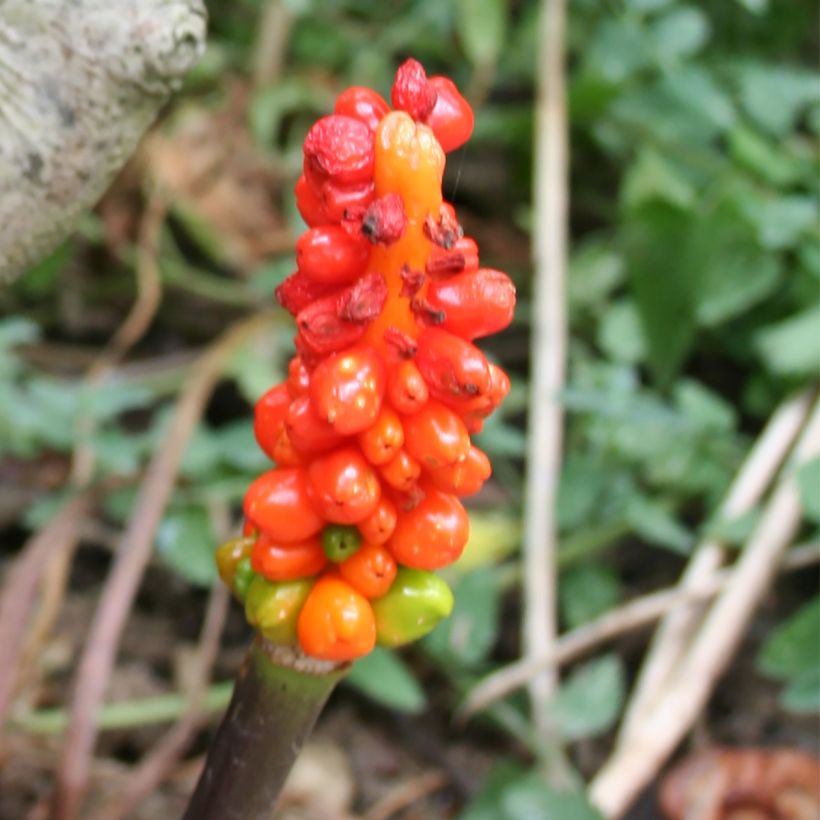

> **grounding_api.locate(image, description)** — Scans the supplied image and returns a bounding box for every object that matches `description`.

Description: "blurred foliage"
[1,0,818,810]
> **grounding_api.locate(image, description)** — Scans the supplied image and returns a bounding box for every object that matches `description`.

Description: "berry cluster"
[216,59,515,662]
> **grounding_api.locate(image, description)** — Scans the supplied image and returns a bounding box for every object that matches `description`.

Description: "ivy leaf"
[551,654,625,741]
[423,568,499,668]
[156,507,217,587]
[797,457,820,523]
[455,0,507,69]
[345,648,426,713]
[758,595,820,680]
[755,306,820,377]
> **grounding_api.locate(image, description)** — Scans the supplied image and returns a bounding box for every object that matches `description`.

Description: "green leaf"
[551,654,624,741]
[758,595,820,680]
[797,457,820,523]
[755,305,820,377]
[627,496,693,554]
[460,769,603,820]
[621,147,696,211]
[737,64,820,137]
[560,562,621,629]
[625,204,702,383]
[249,78,335,147]
[741,196,817,251]
[728,126,802,187]
[650,6,710,59]
[585,18,651,84]
[423,568,499,668]
[345,648,426,713]
[457,512,521,572]
[705,508,761,547]
[455,0,507,68]
[695,245,780,327]
[501,779,604,820]
[674,380,736,432]
[568,241,624,312]
[598,300,647,365]
[781,666,820,714]
[156,508,217,587]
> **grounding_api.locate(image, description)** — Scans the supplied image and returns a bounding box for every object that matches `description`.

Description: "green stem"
[182,637,347,820]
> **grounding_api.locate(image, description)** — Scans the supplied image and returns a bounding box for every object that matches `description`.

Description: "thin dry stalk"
[364,771,448,820]
[590,397,820,818]
[252,0,294,88]
[14,197,167,717]
[90,584,230,820]
[52,312,277,820]
[0,493,93,736]
[457,541,819,720]
[522,0,569,742]
[619,389,815,739]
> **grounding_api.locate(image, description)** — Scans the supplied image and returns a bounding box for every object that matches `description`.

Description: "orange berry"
[358,407,404,465]
[339,542,397,598]
[379,448,421,492]
[251,534,328,581]
[357,496,398,545]
[297,575,376,661]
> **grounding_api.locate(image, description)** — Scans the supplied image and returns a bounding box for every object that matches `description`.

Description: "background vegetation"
[1,0,818,817]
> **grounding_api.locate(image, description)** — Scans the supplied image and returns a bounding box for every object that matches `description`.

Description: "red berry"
[303,115,375,188]
[320,180,375,222]
[253,384,290,461]
[387,489,469,570]
[295,174,330,226]
[335,87,391,132]
[426,236,479,278]
[243,468,323,543]
[275,271,337,317]
[402,400,470,469]
[285,396,346,455]
[296,226,370,285]
[425,268,516,339]
[361,193,407,245]
[307,447,382,524]
[427,445,491,496]
[391,58,437,121]
[310,345,386,435]
[426,76,474,152]
[387,360,429,414]
[415,327,492,407]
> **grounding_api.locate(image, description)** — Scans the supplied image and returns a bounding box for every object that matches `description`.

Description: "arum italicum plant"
[184,59,516,817]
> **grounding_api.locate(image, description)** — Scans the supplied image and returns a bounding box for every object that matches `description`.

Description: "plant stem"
[182,637,347,820]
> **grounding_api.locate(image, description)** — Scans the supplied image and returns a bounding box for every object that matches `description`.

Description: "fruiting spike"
[217,59,515,661]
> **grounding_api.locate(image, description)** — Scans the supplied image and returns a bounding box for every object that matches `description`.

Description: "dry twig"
[0,492,93,737]
[90,584,231,820]
[457,541,819,720]
[52,311,277,820]
[619,389,814,739]
[590,396,820,817]
[364,771,448,820]
[522,0,569,743]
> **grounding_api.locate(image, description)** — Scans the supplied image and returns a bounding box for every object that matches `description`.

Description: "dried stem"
[589,396,820,817]
[0,492,93,737]
[522,0,569,746]
[52,312,277,820]
[619,389,814,740]
[457,541,819,720]
[89,584,230,820]
[182,639,347,820]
